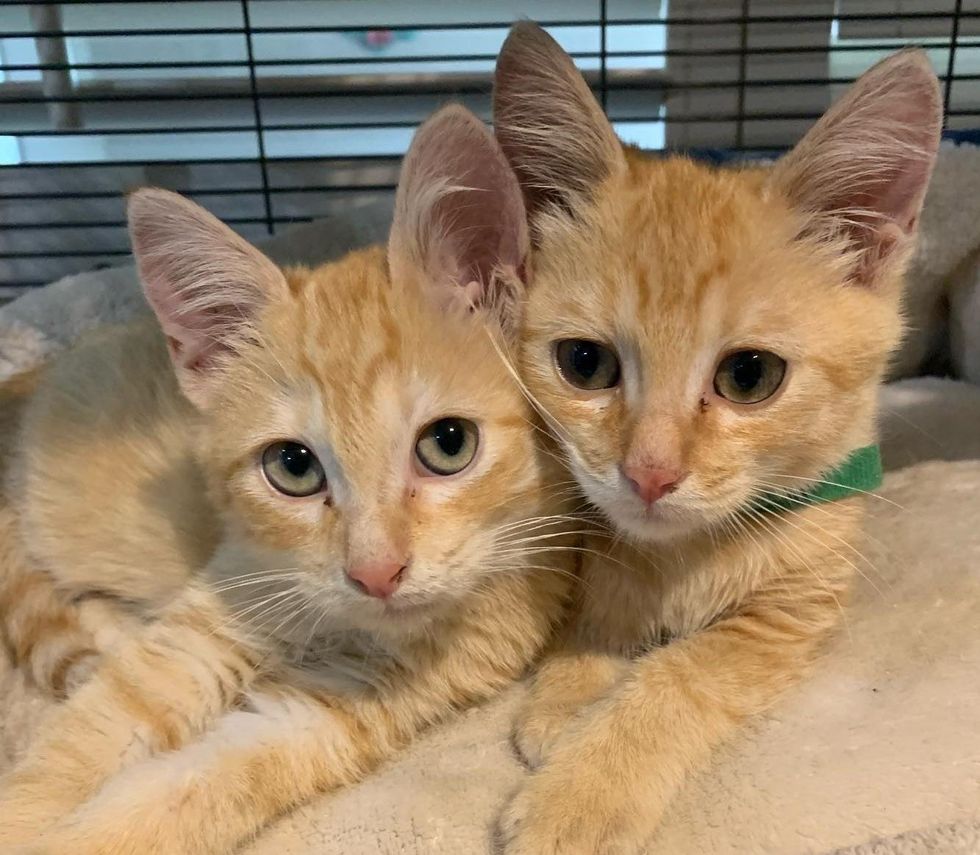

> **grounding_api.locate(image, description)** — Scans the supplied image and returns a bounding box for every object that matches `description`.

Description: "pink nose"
[345,561,407,600]
[622,464,685,505]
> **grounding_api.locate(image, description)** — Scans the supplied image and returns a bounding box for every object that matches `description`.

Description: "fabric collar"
[751,445,883,514]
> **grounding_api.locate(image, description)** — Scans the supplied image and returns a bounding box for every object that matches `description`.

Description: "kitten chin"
[598,501,705,544]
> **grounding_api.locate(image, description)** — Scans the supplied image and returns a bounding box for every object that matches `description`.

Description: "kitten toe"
[511,710,567,769]
[497,777,594,855]
[498,759,653,855]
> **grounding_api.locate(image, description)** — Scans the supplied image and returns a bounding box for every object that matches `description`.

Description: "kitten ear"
[127,187,288,408]
[493,21,625,223]
[388,104,529,337]
[769,49,941,289]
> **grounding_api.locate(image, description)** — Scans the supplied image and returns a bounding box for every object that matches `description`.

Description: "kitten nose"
[622,464,685,505]
[345,561,407,600]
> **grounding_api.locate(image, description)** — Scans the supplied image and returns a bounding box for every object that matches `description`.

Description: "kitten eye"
[555,339,621,390]
[713,350,787,405]
[261,441,326,497]
[415,417,479,476]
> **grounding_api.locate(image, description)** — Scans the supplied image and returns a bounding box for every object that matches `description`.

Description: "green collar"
[751,445,883,514]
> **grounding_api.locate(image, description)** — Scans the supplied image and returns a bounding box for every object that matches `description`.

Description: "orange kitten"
[0,105,572,854]
[492,24,940,854]
[1,369,122,698]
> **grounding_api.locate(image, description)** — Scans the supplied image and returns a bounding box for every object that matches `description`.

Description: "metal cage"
[0,1,974,297]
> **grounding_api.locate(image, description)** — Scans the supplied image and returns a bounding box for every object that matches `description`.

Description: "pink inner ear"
[136,233,257,374]
[156,297,245,373]
[823,99,936,235]
[389,104,529,324]
[772,50,941,285]
[128,188,286,403]
[428,144,527,292]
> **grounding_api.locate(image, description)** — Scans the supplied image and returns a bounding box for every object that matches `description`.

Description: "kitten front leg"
[514,641,626,768]
[500,579,842,855]
[0,586,257,845]
[29,656,509,855]
[25,687,383,855]
[22,577,560,855]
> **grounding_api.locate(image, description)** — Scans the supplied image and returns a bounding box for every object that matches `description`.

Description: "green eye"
[713,350,787,404]
[415,418,479,476]
[555,339,621,390]
[261,441,326,497]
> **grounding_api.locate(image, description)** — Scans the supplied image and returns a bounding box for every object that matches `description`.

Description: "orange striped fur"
[0,105,573,853]
[0,368,137,700]
[492,24,941,854]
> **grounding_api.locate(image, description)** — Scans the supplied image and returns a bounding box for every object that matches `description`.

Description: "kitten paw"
[497,762,651,855]
[0,807,42,849]
[0,769,83,846]
[0,788,45,848]
[511,708,569,769]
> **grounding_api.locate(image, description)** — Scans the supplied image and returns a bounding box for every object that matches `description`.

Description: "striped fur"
[493,24,941,854]
[0,105,573,853]
[0,369,137,700]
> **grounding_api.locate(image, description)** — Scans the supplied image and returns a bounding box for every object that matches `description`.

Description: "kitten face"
[130,105,541,642]
[205,247,550,637]
[495,25,939,544]
[521,156,900,542]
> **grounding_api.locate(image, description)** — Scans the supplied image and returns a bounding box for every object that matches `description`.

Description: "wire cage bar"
[0,0,972,297]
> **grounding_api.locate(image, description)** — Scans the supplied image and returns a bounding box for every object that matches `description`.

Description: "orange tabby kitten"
[0,104,572,854]
[1,368,124,698]
[492,24,941,854]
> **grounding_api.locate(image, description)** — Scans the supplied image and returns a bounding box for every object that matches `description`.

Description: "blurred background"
[0,0,975,298]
